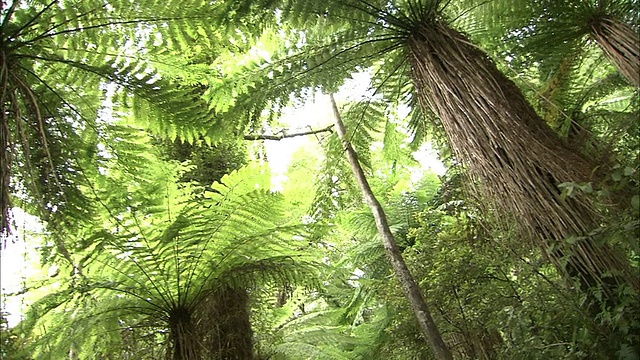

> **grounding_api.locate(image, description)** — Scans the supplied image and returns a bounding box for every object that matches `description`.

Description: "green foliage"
[0,0,257,235]
[9,157,321,358]
[3,0,639,358]
[159,137,248,187]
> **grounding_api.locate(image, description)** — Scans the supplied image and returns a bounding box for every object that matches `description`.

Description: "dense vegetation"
[1,0,638,359]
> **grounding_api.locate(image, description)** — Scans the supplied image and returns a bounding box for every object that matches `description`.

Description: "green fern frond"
[0,0,244,233]
[16,158,323,356]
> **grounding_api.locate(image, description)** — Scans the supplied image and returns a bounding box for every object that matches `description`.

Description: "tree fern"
[0,0,237,235]
[12,158,322,358]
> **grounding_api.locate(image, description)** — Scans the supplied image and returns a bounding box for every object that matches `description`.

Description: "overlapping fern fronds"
[474,0,639,87]
[0,0,235,235]
[264,288,391,359]
[16,163,321,357]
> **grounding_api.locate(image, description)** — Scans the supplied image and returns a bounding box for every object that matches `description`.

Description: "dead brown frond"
[406,21,639,298]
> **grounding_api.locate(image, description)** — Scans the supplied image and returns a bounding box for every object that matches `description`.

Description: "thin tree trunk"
[329,93,452,360]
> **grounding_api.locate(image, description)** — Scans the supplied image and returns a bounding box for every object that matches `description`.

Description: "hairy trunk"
[330,94,453,360]
[168,307,201,360]
[406,22,639,301]
[590,17,639,87]
[203,286,253,360]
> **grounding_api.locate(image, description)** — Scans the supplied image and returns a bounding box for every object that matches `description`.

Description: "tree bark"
[168,307,201,360]
[329,94,452,360]
[590,17,639,87]
[243,125,333,141]
[205,286,253,360]
[406,20,639,299]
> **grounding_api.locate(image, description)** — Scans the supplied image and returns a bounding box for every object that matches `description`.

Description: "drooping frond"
[0,0,235,234]
[477,0,639,87]
[17,161,322,357]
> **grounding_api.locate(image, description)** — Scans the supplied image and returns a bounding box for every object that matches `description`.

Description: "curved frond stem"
[172,232,183,306]
[15,100,41,203]
[75,174,178,309]
[92,257,159,294]
[314,11,394,32]
[19,14,215,50]
[18,54,115,86]
[332,0,388,24]
[0,0,18,33]
[12,73,67,202]
[98,245,176,310]
[264,36,404,96]
[346,54,408,145]
[18,64,131,173]
[93,280,169,314]
[17,62,94,114]
[79,173,127,231]
[391,59,411,104]
[181,200,238,302]
[185,225,291,309]
[350,0,413,32]
[404,0,426,24]
[450,0,492,25]
[87,304,161,322]
[128,210,155,255]
[6,0,58,41]
[36,45,183,71]
[27,4,106,46]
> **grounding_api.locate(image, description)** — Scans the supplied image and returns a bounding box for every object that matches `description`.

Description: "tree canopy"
[1,0,638,359]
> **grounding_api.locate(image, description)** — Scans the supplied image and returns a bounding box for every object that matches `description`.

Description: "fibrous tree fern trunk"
[168,307,201,360]
[330,94,453,360]
[204,286,253,360]
[164,140,254,359]
[589,16,639,87]
[406,21,639,300]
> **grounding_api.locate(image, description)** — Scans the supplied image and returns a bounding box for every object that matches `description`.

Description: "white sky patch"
[265,93,333,192]
[266,77,374,191]
[266,76,446,191]
[412,142,446,178]
[1,209,46,327]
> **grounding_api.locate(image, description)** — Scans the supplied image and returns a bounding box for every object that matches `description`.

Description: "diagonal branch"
[243,124,334,141]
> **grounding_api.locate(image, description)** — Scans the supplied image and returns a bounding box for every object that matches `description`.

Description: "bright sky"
[1,209,46,327]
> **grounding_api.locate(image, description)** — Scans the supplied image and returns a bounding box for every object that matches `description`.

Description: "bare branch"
[243,125,334,141]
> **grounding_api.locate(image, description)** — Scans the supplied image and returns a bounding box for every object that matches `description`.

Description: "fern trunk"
[406,21,639,300]
[330,94,453,360]
[168,307,201,360]
[204,286,254,360]
[590,17,639,87]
